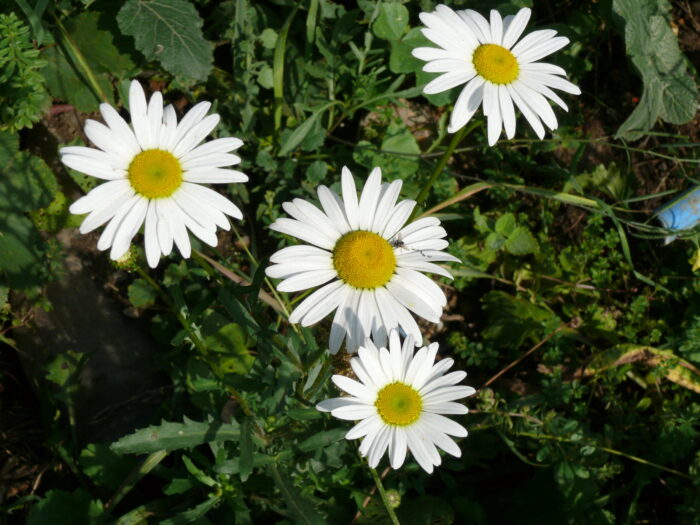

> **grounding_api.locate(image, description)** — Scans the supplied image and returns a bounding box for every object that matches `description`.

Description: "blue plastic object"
[655,186,700,244]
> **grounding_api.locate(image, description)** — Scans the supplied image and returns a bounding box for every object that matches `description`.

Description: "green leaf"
[66,12,138,76]
[80,443,136,491]
[27,489,103,525]
[482,291,559,348]
[372,2,409,41]
[159,496,220,525]
[389,27,428,74]
[0,150,58,213]
[269,464,327,525]
[504,227,539,256]
[42,46,114,112]
[117,0,214,82]
[111,417,241,454]
[128,278,157,308]
[239,416,254,481]
[204,322,255,374]
[613,0,699,138]
[0,211,45,288]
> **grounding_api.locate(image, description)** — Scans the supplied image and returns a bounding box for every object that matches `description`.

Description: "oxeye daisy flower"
[265,167,459,353]
[317,332,475,474]
[61,80,247,268]
[412,5,581,145]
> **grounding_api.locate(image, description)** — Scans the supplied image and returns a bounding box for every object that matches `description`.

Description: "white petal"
[270,218,336,250]
[144,200,160,268]
[346,414,383,440]
[129,80,150,150]
[517,36,570,64]
[332,404,377,421]
[502,8,531,49]
[424,70,473,95]
[110,196,148,259]
[498,84,517,139]
[96,194,140,250]
[317,185,351,234]
[341,167,360,230]
[75,184,134,234]
[69,179,130,215]
[448,77,484,133]
[489,10,503,45]
[357,167,382,231]
[180,183,242,220]
[288,280,344,324]
[332,374,375,402]
[506,83,545,139]
[381,200,416,240]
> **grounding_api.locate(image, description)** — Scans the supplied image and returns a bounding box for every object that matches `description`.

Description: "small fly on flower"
[390,233,429,257]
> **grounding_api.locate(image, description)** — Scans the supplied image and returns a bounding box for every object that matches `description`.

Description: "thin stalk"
[52,13,108,103]
[513,431,693,479]
[135,266,208,355]
[369,467,400,525]
[230,225,302,338]
[105,450,168,511]
[412,122,476,218]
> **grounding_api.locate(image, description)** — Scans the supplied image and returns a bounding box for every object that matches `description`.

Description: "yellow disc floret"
[332,230,396,289]
[472,44,519,84]
[128,149,183,199]
[375,382,423,426]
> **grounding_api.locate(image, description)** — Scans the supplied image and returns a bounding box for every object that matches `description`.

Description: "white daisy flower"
[317,332,475,474]
[61,80,248,268]
[265,166,459,353]
[412,5,581,145]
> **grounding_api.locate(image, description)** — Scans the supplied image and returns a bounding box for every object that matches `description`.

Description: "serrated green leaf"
[117,0,214,81]
[128,278,157,308]
[372,2,408,41]
[504,226,539,255]
[269,464,327,525]
[495,213,516,236]
[659,73,698,124]
[111,417,241,454]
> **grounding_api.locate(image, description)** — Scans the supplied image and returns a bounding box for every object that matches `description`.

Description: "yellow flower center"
[128,149,183,199]
[375,382,423,426]
[472,44,519,84]
[332,231,396,289]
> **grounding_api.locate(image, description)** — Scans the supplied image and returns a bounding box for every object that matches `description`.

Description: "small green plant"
[0,13,49,132]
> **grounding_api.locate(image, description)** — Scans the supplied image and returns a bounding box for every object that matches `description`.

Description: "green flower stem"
[412,121,477,219]
[134,266,207,355]
[369,467,400,525]
[105,450,168,512]
[52,13,108,104]
[229,225,304,339]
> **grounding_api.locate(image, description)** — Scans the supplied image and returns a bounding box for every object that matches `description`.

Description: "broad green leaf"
[128,278,158,308]
[389,27,428,74]
[204,322,255,375]
[504,226,539,256]
[27,489,103,525]
[111,417,241,454]
[0,211,45,288]
[80,443,136,491]
[613,0,699,138]
[42,46,114,112]
[0,150,58,213]
[372,2,409,41]
[66,12,138,76]
[117,0,214,81]
[482,291,559,348]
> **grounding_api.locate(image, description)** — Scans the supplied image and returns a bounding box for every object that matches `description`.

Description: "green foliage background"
[1,0,700,523]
